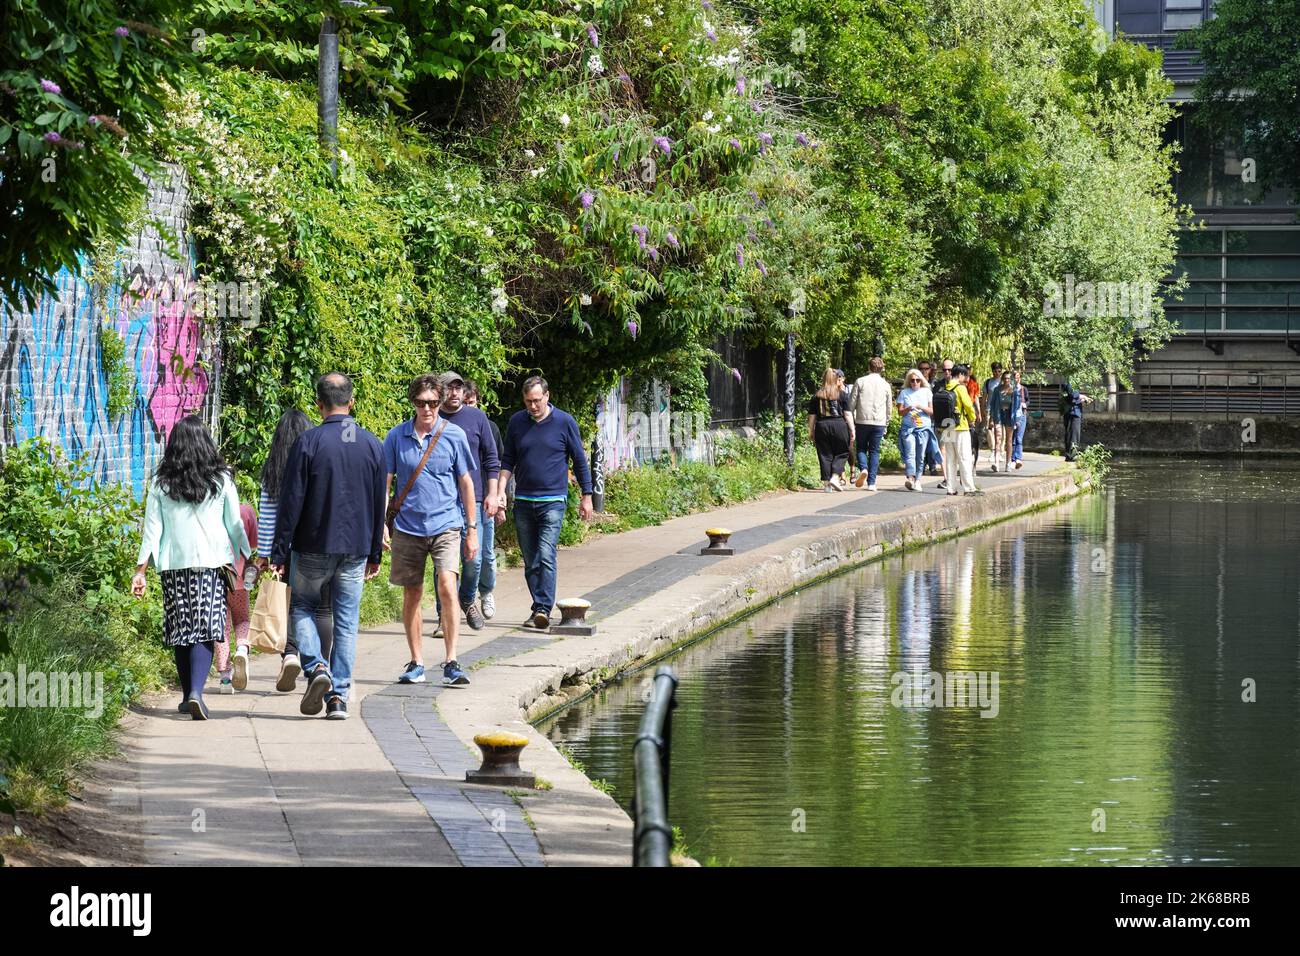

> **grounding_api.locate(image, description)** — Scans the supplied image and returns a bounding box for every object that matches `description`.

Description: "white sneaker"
[866,484,877,491]
[914,478,923,491]
[481,591,495,619]
[232,644,249,691]
[937,480,948,490]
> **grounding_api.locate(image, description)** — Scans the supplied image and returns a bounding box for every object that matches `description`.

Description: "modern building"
[1095,1,1300,414]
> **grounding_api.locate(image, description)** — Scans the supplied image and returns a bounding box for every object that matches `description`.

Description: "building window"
[1166,230,1300,332]
[1164,0,1203,30]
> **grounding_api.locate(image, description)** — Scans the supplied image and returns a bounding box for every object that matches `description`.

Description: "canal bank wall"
[1024,413,1300,456]
[438,458,1087,862]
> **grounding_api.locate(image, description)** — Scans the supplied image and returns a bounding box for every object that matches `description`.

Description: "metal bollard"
[551,598,596,636]
[701,527,734,555]
[466,732,535,787]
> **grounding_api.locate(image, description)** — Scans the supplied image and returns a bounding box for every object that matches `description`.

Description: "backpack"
[932,386,957,429]
[1058,387,1073,417]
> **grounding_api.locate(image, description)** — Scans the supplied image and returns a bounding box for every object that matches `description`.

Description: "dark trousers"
[814,419,852,481]
[1064,416,1082,460]
[854,424,887,485]
[283,550,333,661]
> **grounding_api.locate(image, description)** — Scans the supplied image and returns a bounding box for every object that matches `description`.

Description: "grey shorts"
[389,528,461,586]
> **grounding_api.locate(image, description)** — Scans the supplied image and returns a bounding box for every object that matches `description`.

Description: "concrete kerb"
[434,464,1088,855]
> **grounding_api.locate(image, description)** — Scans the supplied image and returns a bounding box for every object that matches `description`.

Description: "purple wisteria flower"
[652,136,672,157]
[114,25,129,37]
[647,246,659,262]
[88,115,100,125]
[632,224,648,249]
[40,79,61,95]
[703,0,713,8]
[627,319,639,339]
[587,24,600,48]
[758,131,772,154]
[43,131,62,143]
[613,147,620,163]
[756,260,768,277]
[732,367,743,383]
[728,137,741,150]
[764,218,776,231]
[665,231,679,249]
[796,132,810,146]
[736,76,746,96]
[736,243,744,267]
[750,101,763,114]
[580,190,595,209]
[706,28,717,42]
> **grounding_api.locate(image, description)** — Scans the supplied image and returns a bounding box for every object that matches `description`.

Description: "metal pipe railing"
[632,666,679,867]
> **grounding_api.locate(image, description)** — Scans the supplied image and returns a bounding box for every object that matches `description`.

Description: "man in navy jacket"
[271,372,385,720]
[496,375,593,630]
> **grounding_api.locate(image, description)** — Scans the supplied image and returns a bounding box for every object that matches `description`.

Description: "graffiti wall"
[0,164,218,498]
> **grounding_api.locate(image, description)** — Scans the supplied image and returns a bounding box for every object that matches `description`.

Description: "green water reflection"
[540,460,1300,865]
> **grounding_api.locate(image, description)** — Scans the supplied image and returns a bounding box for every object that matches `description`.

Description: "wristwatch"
[466,522,478,530]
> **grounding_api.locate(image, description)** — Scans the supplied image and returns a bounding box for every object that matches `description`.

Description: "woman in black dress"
[807,366,855,491]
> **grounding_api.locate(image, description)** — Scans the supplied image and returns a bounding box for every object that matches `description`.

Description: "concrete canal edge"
[435,464,1088,864]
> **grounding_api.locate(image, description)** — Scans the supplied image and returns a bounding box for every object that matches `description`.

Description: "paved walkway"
[108,454,1069,866]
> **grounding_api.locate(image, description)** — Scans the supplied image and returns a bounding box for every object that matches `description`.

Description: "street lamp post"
[317,3,391,180]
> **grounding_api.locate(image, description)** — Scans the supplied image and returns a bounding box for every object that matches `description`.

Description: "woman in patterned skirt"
[131,415,252,720]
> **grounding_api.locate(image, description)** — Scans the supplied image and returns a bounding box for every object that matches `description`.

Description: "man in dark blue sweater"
[271,372,386,720]
[496,375,593,630]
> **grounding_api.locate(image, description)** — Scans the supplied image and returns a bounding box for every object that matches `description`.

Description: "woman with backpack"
[132,415,251,720]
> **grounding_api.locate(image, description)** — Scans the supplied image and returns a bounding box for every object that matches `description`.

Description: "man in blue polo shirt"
[271,372,386,721]
[383,374,479,687]
[495,375,593,631]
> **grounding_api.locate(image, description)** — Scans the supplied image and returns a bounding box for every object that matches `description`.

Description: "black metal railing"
[632,666,679,867]
[1024,372,1300,420]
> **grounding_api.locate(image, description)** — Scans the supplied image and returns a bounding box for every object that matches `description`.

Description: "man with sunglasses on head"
[383,374,479,688]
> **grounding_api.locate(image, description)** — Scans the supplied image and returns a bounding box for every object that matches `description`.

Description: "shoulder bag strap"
[389,419,447,518]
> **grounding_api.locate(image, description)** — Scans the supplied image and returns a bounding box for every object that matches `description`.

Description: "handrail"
[632,666,679,867]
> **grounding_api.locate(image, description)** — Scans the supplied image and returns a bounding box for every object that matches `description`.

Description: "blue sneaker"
[442,660,470,686]
[398,661,426,684]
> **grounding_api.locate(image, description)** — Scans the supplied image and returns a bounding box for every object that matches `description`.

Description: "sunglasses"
[412,399,439,409]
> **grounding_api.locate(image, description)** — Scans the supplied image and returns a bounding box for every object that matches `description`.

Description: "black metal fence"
[632,666,679,867]
[1023,372,1300,420]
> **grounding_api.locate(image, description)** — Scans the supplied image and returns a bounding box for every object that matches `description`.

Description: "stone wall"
[0,164,218,498]
[1024,413,1300,456]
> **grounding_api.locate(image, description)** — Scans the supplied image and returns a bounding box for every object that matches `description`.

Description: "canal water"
[540,460,1300,865]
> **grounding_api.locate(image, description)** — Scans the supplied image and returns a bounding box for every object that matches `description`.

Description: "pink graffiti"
[130,269,209,441]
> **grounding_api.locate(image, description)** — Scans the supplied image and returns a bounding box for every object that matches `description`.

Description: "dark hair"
[463,378,478,397]
[316,372,353,409]
[155,415,232,504]
[407,374,442,404]
[953,363,970,377]
[522,375,549,395]
[261,408,312,497]
[991,362,1003,372]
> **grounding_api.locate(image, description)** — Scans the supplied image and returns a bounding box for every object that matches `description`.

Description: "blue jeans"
[899,427,933,479]
[458,500,496,605]
[513,499,567,615]
[289,551,365,701]
[924,429,943,474]
[1013,416,1026,461]
[854,424,887,485]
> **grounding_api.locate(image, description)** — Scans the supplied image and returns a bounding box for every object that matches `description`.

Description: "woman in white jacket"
[132,415,251,720]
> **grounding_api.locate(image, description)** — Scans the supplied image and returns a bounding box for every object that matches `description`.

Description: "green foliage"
[0,0,200,308]
[1186,0,1300,201]
[1075,441,1111,490]
[0,439,143,595]
[0,577,170,814]
[99,323,134,421]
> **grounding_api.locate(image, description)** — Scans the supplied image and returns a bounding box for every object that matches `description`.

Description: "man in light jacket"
[850,356,893,490]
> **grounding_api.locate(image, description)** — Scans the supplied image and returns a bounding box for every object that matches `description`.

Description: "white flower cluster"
[172,88,287,293]
[588,53,605,74]
[706,49,742,68]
